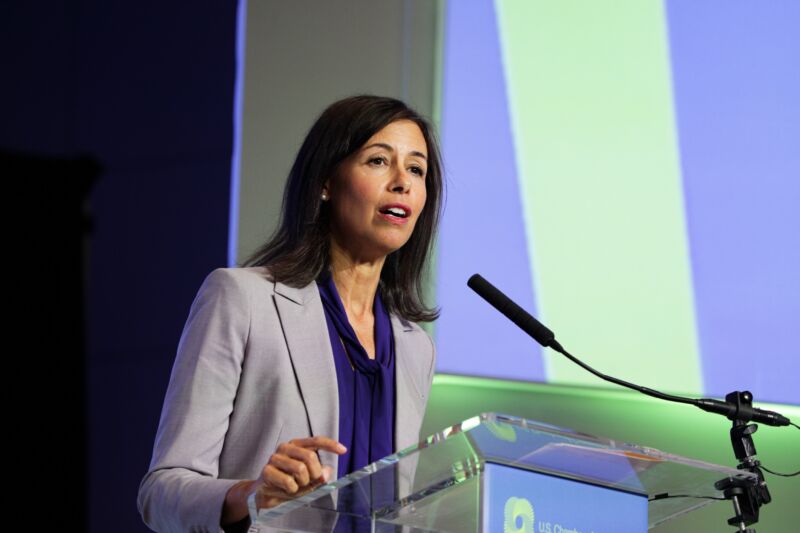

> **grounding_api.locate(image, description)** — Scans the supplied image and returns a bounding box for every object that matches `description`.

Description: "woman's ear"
[321,179,330,201]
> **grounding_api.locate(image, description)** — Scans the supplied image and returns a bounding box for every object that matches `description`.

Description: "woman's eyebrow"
[363,143,427,161]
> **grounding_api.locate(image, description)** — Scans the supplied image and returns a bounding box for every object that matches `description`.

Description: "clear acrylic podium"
[248,413,756,532]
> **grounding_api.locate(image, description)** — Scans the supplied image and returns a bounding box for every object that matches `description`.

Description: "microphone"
[467,273,791,427]
[467,274,562,351]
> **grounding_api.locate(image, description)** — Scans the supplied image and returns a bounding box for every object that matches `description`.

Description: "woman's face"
[324,119,428,262]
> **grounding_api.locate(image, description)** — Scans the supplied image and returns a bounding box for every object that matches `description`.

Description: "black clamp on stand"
[715,391,772,532]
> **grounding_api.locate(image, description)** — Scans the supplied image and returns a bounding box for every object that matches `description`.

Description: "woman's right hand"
[222,436,347,526]
[256,436,347,508]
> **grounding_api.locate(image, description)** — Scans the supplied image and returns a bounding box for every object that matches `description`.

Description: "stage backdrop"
[434,0,799,406]
[233,0,799,407]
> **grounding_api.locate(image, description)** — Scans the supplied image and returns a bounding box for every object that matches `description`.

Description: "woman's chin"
[378,235,414,256]
[339,241,409,264]
[333,229,413,261]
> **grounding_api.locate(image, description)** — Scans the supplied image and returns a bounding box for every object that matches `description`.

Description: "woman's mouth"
[378,204,411,224]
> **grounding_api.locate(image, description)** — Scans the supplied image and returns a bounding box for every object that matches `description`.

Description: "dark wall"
[1,2,237,531]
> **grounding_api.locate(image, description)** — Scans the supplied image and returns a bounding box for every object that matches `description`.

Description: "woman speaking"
[137,95,444,532]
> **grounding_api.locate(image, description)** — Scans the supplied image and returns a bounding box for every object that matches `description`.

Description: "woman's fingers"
[268,453,311,487]
[282,444,325,481]
[261,436,346,500]
[281,436,346,480]
[289,436,347,455]
[263,463,299,494]
[321,465,333,483]
[255,476,327,510]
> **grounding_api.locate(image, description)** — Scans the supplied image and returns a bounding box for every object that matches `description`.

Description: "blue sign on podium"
[484,462,647,533]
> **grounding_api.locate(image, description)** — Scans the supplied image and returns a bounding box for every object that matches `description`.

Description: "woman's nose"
[390,164,411,192]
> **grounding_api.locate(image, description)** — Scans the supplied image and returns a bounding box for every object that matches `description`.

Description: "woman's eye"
[369,156,387,166]
[410,166,426,177]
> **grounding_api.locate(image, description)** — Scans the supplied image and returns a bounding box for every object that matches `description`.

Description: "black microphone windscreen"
[467,274,556,348]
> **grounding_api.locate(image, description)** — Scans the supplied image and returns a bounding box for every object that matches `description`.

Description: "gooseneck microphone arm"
[466,274,791,427]
[467,273,793,532]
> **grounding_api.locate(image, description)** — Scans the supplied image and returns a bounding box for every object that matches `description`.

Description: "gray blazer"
[137,267,436,533]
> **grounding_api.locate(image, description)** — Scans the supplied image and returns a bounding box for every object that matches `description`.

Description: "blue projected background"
[434,0,799,405]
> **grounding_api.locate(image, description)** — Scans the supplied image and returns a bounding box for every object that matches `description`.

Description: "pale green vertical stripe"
[494,0,702,393]
[421,0,446,338]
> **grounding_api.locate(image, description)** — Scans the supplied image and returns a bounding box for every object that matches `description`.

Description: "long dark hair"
[240,95,444,322]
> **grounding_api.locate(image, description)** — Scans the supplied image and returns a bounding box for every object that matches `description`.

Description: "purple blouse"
[316,273,396,478]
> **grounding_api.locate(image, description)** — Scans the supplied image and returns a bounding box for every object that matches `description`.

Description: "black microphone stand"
[714,391,772,533]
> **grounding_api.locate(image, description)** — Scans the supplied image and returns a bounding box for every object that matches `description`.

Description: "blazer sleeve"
[137,268,250,533]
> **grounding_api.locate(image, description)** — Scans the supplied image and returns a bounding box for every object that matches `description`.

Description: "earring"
[321,192,329,201]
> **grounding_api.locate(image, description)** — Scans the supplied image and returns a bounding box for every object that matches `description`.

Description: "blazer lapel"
[392,315,425,453]
[273,280,340,473]
[272,281,426,473]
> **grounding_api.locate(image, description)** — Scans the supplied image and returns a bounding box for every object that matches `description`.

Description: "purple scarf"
[317,272,396,477]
